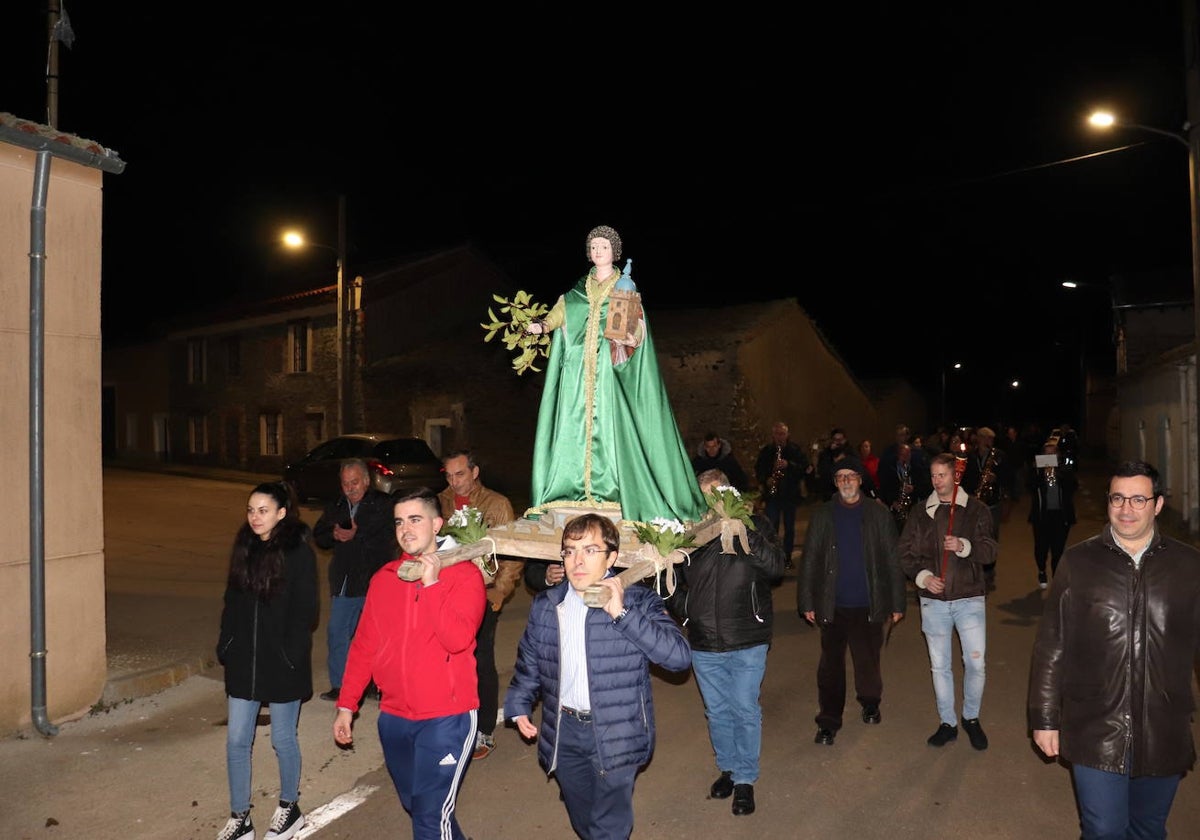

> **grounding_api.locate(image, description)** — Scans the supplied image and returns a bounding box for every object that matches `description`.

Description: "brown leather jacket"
[438,483,521,611]
[1028,526,1200,776]
[897,490,997,600]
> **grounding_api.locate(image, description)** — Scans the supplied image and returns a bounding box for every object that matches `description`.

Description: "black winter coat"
[668,514,785,651]
[1028,526,1200,777]
[798,497,906,623]
[313,488,396,597]
[217,540,319,703]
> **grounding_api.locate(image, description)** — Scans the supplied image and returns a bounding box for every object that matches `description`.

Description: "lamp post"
[282,194,349,435]
[941,361,963,425]
[1088,108,1200,531]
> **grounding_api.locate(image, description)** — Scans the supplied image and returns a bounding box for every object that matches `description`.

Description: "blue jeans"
[225,696,301,814]
[327,593,365,688]
[1072,762,1181,840]
[691,645,767,785]
[918,596,986,724]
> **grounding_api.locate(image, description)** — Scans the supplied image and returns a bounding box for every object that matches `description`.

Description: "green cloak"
[526,271,706,525]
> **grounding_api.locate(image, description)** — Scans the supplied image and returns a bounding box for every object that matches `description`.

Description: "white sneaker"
[216,810,254,840]
[263,800,304,840]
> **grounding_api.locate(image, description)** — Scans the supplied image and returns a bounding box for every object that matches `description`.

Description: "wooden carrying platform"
[398,506,738,608]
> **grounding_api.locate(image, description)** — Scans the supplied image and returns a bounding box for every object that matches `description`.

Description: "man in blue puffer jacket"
[504,513,692,840]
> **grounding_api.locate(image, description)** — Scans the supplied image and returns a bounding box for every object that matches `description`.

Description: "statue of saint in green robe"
[525,256,706,526]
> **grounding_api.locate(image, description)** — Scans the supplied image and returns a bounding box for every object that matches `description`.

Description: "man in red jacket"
[333,487,485,840]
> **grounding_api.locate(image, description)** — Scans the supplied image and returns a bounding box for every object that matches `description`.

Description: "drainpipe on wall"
[28,151,57,737]
[1181,361,1195,533]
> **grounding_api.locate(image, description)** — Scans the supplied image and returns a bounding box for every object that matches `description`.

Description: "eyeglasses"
[834,474,860,484]
[560,546,608,560]
[1107,493,1154,510]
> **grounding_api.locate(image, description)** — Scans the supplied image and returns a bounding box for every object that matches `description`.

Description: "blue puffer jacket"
[504,575,692,774]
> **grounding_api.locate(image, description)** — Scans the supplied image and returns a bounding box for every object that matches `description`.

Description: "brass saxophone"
[892,465,913,525]
[975,447,1001,506]
[766,445,785,497]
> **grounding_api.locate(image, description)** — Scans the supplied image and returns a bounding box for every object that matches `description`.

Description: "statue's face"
[589,236,614,269]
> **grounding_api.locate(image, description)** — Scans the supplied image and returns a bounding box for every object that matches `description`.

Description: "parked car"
[283,433,446,501]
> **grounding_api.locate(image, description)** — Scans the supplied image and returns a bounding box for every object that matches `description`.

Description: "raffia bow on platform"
[712,500,752,555]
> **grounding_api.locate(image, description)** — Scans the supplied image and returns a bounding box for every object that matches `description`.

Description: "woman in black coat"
[215,482,318,840]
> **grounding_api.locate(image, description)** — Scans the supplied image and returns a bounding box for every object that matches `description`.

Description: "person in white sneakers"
[215,482,318,840]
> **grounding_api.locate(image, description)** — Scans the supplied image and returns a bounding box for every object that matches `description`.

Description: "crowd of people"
[214,426,1198,840]
[210,221,1197,840]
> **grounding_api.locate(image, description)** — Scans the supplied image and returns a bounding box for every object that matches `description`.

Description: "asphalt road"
[1,465,1198,840]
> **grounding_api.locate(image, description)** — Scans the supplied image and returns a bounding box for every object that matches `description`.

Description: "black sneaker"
[962,718,989,751]
[709,770,734,799]
[264,799,304,840]
[1037,571,1048,589]
[319,687,340,702]
[926,723,958,747]
[861,704,881,724]
[216,809,253,840]
[814,727,836,745]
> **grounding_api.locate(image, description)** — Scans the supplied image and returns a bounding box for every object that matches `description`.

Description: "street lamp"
[1088,108,1200,531]
[941,361,963,425]
[281,194,349,435]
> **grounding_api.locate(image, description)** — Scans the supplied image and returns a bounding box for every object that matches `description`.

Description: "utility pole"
[46,1,62,127]
[336,195,347,435]
[1183,0,1200,534]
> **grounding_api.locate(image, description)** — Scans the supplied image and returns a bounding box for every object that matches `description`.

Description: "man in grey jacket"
[1028,460,1200,839]
[799,456,905,747]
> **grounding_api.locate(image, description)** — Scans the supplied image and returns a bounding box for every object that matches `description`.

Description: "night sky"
[3,5,1194,427]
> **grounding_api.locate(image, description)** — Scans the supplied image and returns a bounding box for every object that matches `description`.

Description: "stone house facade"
[105,251,930,515]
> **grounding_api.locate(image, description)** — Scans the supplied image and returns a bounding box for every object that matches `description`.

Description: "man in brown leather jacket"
[898,451,997,751]
[438,449,518,760]
[1028,460,1200,839]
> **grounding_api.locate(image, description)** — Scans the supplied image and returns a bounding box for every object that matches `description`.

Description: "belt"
[561,705,593,723]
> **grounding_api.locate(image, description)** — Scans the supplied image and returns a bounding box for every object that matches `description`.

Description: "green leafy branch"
[481,290,551,375]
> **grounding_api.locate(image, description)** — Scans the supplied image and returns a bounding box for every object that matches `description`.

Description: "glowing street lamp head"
[1088,111,1116,129]
[282,230,306,249]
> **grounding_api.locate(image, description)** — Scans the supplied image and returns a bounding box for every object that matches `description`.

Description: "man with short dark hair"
[1029,460,1200,839]
[333,487,484,840]
[312,458,395,702]
[505,513,691,840]
[437,449,517,761]
[691,431,750,491]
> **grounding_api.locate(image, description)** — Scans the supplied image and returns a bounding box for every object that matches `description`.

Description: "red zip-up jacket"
[339,547,485,718]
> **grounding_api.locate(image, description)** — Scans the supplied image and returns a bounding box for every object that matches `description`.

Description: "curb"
[100,654,218,707]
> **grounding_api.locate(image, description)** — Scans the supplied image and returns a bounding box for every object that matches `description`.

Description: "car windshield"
[374,439,437,462]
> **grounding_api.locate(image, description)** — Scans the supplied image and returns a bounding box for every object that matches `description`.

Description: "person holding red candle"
[898,451,997,750]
